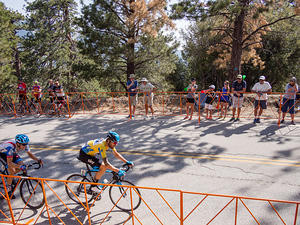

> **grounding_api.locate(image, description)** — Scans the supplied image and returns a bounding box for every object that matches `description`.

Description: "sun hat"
[140,77,148,82]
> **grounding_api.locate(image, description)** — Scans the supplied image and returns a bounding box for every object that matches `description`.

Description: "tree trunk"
[127,42,135,80]
[228,1,248,81]
[13,47,22,79]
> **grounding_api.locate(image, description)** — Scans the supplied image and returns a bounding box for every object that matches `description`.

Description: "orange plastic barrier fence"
[0,92,299,124]
[1,174,300,225]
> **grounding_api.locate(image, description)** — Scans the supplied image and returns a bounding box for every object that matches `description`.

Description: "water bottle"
[103,179,108,184]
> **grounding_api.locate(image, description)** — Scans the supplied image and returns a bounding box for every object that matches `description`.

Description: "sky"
[0,0,189,49]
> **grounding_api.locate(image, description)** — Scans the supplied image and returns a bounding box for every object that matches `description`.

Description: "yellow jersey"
[81,138,116,158]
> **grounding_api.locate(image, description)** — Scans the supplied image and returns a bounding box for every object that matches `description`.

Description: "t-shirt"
[126,80,138,96]
[48,84,55,95]
[205,92,216,104]
[220,87,230,101]
[17,82,27,94]
[283,84,299,100]
[139,83,155,96]
[53,85,65,97]
[251,82,272,100]
[187,84,198,99]
[232,80,246,97]
[0,139,30,158]
[32,85,41,96]
[81,138,116,158]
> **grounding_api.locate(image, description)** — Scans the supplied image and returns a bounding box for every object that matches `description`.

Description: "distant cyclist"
[47,79,55,104]
[53,80,66,107]
[16,79,28,112]
[78,131,134,194]
[0,134,43,199]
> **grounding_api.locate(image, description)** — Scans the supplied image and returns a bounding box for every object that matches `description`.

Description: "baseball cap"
[209,85,215,89]
[237,74,242,79]
[129,74,135,79]
[259,76,265,80]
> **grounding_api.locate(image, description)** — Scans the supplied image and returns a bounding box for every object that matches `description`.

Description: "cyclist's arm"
[112,149,127,164]
[26,151,42,164]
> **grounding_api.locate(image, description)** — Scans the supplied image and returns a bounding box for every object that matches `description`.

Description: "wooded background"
[0,0,299,93]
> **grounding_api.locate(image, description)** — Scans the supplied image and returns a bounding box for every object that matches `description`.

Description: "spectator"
[280,77,299,125]
[48,79,55,104]
[31,80,42,103]
[204,85,216,120]
[17,79,27,105]
[126,74,138,118]
[251,76,272,124]
[230,74,246,122]
[53,80,66,107]
[138,78,156,119]
[184,78,198,120]
[219,80,230,119]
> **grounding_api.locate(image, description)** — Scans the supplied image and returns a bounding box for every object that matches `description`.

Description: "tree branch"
[242,15,297,44]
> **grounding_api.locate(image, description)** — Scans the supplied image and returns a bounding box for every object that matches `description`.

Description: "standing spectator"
[126,74,138,118]
[219,80,230,119]
[251,76,272,124]
[204,85,216,120]
[230,74,246,122]
[280,77,299,125]
[138,78,156,119]
[48,79,55,104]
[53,80,66,107]
[184,78,198,120]
[31,80,42,103]
[17,79,27,105]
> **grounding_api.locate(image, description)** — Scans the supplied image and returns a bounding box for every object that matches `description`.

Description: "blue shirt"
[232,80,246,97]
[221,87,229,101]
[127,80,138,96]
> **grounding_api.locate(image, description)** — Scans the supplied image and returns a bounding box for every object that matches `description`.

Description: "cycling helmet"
[107,131,120,143]
[15,134,30,144]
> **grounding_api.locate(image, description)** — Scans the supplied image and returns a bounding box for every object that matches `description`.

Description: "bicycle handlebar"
[26,162,42,170]
[119,163,132,172]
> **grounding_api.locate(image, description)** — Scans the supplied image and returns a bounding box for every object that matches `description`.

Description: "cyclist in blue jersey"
[0,134,43,198]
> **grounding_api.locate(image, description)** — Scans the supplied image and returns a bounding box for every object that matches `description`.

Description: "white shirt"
[139,83,155,96]
[252,81,272,100]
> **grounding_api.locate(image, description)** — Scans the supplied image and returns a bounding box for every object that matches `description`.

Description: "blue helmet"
[107,131,120,143]
[15,134,30,144]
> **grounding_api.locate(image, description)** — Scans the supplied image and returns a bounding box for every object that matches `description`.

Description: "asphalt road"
[0,115,300,224]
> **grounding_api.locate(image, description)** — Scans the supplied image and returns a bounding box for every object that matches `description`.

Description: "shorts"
[0,152,23,164]
[205,103,214,110]
[254,100,267,109]
[186,98,195,104]
[19,94,27,103]
[78,149,101,168]
[129,95,138,106]
[143,94,153,106]
[281,98,295,114]
[232,96,243,108]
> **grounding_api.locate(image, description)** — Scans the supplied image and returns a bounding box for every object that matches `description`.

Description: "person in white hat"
[138,77,156,119]
[204,84,216,120]
[229,74,247,122]
[251,76,272,124]
[126,74,138,119]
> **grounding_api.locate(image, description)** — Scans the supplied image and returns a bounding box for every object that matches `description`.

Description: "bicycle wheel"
[65,174,94,204]
[20,178,45,209]
[109,180,142,211]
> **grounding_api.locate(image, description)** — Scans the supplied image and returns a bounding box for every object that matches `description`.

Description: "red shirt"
[17,82,27,94]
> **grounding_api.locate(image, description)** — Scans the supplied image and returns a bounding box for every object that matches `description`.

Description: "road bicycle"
[45,99,73,118]
[65,161,142,212]
[0,160,45,209]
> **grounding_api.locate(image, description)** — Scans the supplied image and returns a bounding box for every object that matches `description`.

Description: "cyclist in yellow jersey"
[78,131,134,187]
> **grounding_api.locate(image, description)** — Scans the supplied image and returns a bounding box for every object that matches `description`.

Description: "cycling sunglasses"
[112,141,118,145]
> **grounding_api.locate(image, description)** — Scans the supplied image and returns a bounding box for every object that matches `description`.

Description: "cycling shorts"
[78,149,101,168]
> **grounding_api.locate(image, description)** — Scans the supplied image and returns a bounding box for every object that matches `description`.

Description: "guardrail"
[0,92,299,125]
[0,174,299,224]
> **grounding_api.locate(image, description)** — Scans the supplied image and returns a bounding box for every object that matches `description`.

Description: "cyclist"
[0,134,43,199]
[16,79,28,112]
[78,131,134,194]
[47,79,55,104]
